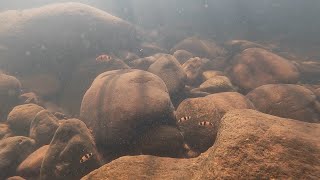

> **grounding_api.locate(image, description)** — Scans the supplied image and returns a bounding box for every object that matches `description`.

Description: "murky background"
[0,1,319,180]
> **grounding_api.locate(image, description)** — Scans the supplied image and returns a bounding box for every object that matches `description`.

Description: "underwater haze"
[0,1,319,180]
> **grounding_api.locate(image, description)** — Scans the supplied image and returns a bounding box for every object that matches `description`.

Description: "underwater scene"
[0,0,319,179]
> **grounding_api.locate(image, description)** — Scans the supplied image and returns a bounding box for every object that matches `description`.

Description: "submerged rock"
[148,54,186,96]
[194,76,234,94]
[16,145,49,179]
[228,48,300,92]
[225,39,270,56]
[29,110,60,147]
[0,136,35,179]
[137,125,185,158]
[40,119,101,180]
[6,176,26,180]
[0,123,12,140]
[138,42,168,57]
[175,97,221,153]
[171,37,226,59]
[6,104,44,136]
[128,56,158,70]
[82,109,320,180]
[246,84,320,123]
[295,61,320,84]
[80,69,176,160]
[175,92,254,153]
[182,57,209,86]
[202,70,225,81]
[173,49,194,64]
[0,73,21,120]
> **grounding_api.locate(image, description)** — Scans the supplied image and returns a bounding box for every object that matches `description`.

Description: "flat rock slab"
[82,109,320,179]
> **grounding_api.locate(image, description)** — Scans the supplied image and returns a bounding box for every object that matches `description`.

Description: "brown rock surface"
[195,76,234,94]
[0,73,21,120]
[82,110,320,180]
[29,110,59,146]
[228,48,300,92]
[171,37,226,59]
[80,69,176,159]
[173,49,194,64]
[175,92,254,152]
[6,104,44,136]
[16,145,49,179]
[128,56,158,70]
[175,97,221,153]
[0,2,140,76]
[137,125,185,158]
[225,40,270,55]
[206,92,255,117]
[296,61,320,84]
[148,54,186,95]
[0,136,35,179]
[182,57,209,86]
[6,176,26,180]
[0,123,12,140]
[202,70,225,81]
[246,84,320,123]
[40,119,101,180]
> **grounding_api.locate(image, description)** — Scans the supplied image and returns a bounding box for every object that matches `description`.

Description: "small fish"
[178,116,191,123]
[96,54,112,62]
[198,121,213,127]
[80,153,93,163]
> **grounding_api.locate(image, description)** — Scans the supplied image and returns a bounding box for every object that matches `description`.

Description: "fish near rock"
[40,119,102,180]
[80,69,176,161]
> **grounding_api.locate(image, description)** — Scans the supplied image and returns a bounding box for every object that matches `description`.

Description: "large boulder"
[172,49,194,64]
[0,136,35,179]
[29,110,60,147]
[82,110,320,180]
[136,125,185,158]
[175,97,221,153]
[225,40,270,56]
[16,145,49,180]
[6,104,45,136]
[228,48,300,92]
[246,84,320,123]
[194,76,235,94]
[0,2,141,106]
[0,123,13,140]
[0,73,21,120]
[295,61,320,84]
[171,37,226,59]
[205,92,255,117]
[147,54,186,96]
[182,57,209,86]
[128,56,158,70]
[40,119,101,180]
[80,69,176,159]
[175,92,254,152]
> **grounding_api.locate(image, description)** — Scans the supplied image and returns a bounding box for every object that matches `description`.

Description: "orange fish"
[96,54,112,62]
[80,153,93,163]
[178,116,191,123]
